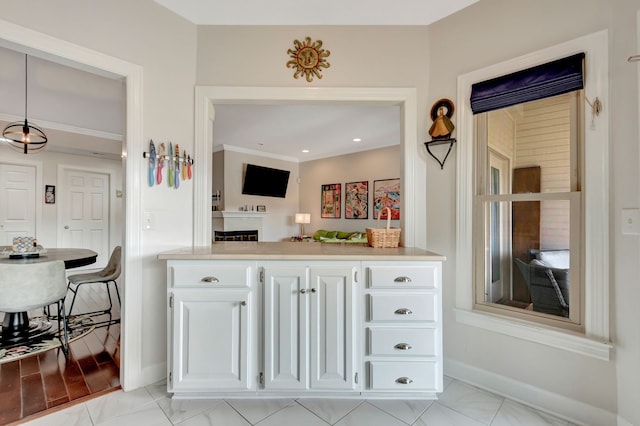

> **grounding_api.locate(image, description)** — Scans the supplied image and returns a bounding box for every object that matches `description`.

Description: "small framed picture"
[257,205,266,212]
[345,181,368,219]
[373,178,400,219]
[321,183,341,218]
[45,185,55,204]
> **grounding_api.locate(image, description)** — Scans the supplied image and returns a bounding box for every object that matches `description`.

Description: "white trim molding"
[455,30,610,358]
[445,359,617,426]
[0,18,144,390]
[194,86,419,249]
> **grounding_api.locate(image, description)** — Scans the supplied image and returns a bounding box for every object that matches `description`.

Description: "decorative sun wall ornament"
[286,37,331,82]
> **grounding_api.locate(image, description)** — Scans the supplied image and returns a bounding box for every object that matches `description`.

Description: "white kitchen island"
[158,242,445,399]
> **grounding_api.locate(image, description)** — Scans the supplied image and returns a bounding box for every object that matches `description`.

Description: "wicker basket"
[366,207,401,248]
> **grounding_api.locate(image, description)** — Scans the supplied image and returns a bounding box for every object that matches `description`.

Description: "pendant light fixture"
[2,54,47,154]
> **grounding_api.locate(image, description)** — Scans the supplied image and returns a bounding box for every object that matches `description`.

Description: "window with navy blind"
[471,54,585,329]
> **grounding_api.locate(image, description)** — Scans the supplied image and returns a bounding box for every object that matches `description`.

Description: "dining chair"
[66,246,121,328]
[0,260,70,356]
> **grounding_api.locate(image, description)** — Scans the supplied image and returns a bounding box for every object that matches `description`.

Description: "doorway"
[0,18,145,392]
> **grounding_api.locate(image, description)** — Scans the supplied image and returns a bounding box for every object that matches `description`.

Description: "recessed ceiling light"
[302,149,309,153]
[353,138,362,142]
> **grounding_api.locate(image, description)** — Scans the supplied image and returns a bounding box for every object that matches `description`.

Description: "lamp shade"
[2,55,47,154]
[295,213,311,224]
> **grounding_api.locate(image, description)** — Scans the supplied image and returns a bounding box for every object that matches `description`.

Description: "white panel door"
[60,169,109,266]
[170,289,251,391]
[263,266,309,390]
[0,164,36,245]
[309,266,357,390]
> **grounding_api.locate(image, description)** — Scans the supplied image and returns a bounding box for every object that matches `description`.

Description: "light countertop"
[157,242,446,261]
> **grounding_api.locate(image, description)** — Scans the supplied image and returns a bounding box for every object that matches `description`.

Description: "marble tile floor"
[20,376,581,426]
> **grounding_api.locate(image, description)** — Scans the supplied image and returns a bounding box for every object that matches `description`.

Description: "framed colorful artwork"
[373,178,400,219]
[321,183,341,218]
[345,181,368,219]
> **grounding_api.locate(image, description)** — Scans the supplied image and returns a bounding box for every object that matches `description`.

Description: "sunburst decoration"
[286,37,331,82]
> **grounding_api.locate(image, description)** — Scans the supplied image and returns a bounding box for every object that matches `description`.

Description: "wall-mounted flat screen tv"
[242,163,290,198]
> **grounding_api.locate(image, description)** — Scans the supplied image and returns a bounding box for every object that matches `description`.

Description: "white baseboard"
[617,415,634,426]
[141,361,167,388]
[445,359,616,426]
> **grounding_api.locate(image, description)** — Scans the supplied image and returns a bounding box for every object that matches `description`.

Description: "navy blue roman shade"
[470,52,585,114]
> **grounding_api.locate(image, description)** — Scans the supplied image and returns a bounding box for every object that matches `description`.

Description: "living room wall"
[213,148,299,241]
[299,145,400,236]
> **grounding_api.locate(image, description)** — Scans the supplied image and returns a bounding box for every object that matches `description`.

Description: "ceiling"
[212,104,400,162]
[1,1,480,161]
[153,0,479,26]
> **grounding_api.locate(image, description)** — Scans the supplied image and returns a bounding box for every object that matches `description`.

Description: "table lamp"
[294,213,311,238]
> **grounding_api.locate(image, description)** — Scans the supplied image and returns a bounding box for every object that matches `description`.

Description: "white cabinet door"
[263,266,309,389]
[170,289,251,392]
[309,266,357,390]
[263,263,358,391]
[0,163,36,245]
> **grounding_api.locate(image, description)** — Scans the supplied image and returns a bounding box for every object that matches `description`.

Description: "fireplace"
[212,211,267,242]
[214,230,258,242]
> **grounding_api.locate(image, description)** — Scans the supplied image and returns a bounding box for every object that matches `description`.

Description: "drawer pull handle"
[201,276,220,283]
[394,343,413,350]
[395,377,413,385]
[394,276,412,283]
[394,308,413,315]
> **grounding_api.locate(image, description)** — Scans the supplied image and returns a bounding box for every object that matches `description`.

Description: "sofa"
[514,249,570,317]
[312,230,368,243]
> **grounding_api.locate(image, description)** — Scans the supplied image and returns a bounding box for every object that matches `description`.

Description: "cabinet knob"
[394,308,413,315]
[201,276,220,283]
[300,289,308,294]
[395,377,413,385]
[394,343,413,350]
[240,300,246,306]
[394,276,412,283]
[310,288,317,293]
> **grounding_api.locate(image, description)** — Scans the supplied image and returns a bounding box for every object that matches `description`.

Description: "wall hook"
[585,96,602,129]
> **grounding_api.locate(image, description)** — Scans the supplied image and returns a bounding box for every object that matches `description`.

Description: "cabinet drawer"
[367,265,438,289]
[368,328,436,356]
[369,361,438,391]
[170,264,252,288]
[369,293,437,322]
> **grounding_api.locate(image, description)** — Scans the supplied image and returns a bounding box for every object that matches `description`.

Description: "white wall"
[299,145,401,234]
[429,0,639,424]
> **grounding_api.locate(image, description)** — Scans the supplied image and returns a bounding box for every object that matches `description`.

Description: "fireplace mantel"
[212,211,268,219]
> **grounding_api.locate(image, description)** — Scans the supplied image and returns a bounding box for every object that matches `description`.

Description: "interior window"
[473,92,583,330]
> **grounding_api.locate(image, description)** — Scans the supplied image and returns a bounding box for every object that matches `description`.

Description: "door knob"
[64,226,69,229]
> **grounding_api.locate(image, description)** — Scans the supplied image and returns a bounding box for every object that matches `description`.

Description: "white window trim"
[455,30,611,360]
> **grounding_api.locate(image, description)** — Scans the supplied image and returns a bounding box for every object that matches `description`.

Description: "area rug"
[0,316,95,364]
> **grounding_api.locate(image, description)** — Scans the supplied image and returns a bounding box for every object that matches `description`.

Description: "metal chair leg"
[57,299,69,359]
